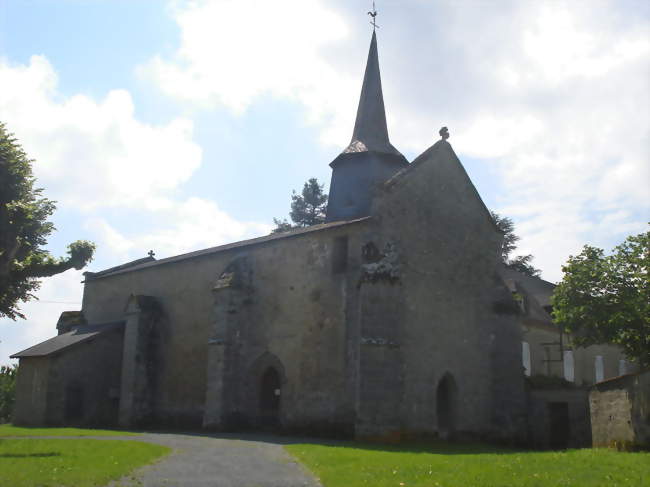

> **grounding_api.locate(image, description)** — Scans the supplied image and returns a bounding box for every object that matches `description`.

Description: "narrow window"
[522,342,531,376]
[544,347,551,375]
[595,355,604,383]
[618,359,627,376]
[332,236,348,274]
[563,350,575,382]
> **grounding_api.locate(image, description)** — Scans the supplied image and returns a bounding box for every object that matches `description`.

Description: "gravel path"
[109,432,322,487]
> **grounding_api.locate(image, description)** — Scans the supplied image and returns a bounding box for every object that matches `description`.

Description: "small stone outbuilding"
[589,371,650,449]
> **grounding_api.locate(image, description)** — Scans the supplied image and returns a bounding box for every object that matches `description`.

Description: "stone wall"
[82,222,367,431]
[590,371,650,449]
[368,140,528,442]
[13,329,123,427]
[13,357,50,426]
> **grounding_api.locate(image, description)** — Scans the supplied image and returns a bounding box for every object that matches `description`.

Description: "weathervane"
[368,1,379,30]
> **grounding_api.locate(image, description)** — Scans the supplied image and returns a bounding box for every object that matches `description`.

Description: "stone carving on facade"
[359,241,400,284]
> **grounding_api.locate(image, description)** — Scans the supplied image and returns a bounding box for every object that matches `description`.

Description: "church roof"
[84,217,371,281]
[11,321,124,358]
[384,139,498,232]
[342,31,403,157]
[83,255,155,279]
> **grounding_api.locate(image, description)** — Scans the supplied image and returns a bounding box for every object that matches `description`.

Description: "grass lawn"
[0,424,138,437]
[0,438,169,487]
[286,441,650,487]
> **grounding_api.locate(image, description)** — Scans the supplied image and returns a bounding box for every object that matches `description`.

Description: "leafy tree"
[491,211,541,277]
[0,364,17,423]
[552,230,649,368]
[273,178,328,233]
[0,122,96,320]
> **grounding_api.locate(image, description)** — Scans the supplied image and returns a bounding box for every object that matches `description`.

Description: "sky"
[0,0,648,364]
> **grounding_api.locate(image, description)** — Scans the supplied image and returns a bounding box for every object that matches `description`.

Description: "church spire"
[325,25,408,223]
[343,30,401,156]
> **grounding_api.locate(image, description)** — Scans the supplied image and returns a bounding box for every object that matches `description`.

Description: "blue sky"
[1,0,648,363]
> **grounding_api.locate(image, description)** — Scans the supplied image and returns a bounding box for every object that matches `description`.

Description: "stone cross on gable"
[148,250,155,258]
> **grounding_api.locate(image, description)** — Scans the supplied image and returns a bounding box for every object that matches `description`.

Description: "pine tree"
[491,211,541,277]
[273,178,328,233]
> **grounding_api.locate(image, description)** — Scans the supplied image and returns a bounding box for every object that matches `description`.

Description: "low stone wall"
[590,370,650,449]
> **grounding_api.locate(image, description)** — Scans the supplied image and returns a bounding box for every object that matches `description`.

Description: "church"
[11,29,632,447]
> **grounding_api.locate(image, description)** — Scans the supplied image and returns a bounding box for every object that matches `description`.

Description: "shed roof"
[10,321,124,358]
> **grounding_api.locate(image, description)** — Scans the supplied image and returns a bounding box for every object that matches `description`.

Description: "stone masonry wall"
[45,328,124,426]
[13,357,50,426]
[590,371,650,448]
[82,222,367,431]
[370,140,528,442]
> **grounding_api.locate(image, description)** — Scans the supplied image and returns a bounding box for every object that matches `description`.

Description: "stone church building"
[12,31,632,446]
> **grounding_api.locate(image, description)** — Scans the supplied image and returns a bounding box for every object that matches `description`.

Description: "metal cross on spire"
[367,1,379,30]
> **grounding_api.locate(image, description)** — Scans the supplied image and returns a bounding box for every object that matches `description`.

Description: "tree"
[551,230,649,368]
[273,178,328,233]
[491,211,541,277]
[0,122,96,320]
[0,364,17,423]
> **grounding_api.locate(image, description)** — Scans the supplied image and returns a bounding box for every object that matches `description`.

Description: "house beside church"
[11,30,634,447]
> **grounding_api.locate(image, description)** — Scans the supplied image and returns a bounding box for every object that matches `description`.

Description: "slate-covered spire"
[325,29,408,222]
[343,31,402,157]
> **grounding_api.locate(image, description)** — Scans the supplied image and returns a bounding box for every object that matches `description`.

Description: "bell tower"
[325,30,408,222]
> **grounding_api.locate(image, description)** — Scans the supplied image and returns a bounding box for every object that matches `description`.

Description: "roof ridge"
[85,217,371,281]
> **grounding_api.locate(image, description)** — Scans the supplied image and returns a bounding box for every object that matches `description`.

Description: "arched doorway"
[436,373,458,439]
[259,366,281,427]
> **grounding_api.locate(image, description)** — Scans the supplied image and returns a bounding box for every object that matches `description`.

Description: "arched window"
[595,355,604,383]
[563,350,575,382]
[522,342,531,376]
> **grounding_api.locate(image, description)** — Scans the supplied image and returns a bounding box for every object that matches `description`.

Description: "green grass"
[286,441,650,487]
[0,438,169,487]
[0,424,138,437]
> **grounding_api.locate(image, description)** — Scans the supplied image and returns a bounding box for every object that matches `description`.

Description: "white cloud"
[140,0,357,146]
[0,55,202,210]
[86,197,272,261]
